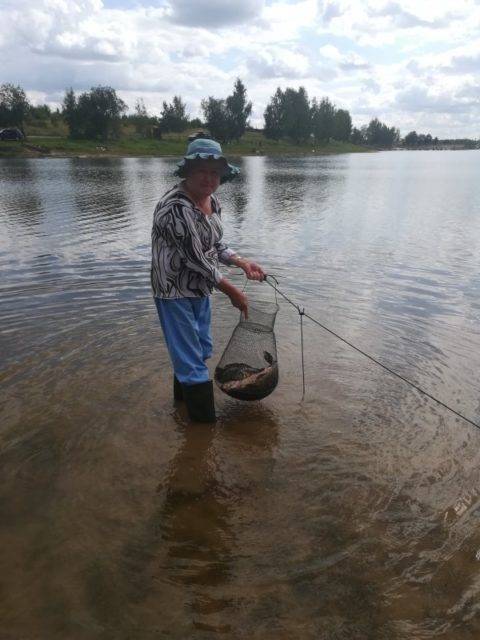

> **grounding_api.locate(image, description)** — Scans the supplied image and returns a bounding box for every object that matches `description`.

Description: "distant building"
[0,128,24,141]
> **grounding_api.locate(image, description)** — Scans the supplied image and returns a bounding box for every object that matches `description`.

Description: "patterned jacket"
[151,185,235,298]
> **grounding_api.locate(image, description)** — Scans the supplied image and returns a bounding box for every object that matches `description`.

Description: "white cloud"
[319,45,370,71]
[260,0,318,41]
[320,0,345,24]
[395,86,479,114]
[247,47,311,79]
[166,0,265,27]
[367,1,456,29]
[1,0,480,136]
[443,50,480,75]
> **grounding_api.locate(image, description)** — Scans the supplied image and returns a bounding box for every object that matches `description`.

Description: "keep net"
[214,300,279,401]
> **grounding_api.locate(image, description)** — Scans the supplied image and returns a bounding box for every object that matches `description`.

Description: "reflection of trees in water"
[263,157,348,227]
[222,157,263,233]
[121,157,170,220]
[68,158,131,228]
[1,160,44,228]
[263,158,310,225]
[226,160,248,223]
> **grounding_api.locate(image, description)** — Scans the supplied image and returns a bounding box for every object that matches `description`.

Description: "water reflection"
[263,157,310,223]
[2,152,480,638]
[1,160,44,230]
[160,424,234,634]
[69,158,131,231]
[117,406,279,636]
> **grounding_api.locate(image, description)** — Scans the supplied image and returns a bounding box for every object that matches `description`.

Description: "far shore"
[0,131,371,160]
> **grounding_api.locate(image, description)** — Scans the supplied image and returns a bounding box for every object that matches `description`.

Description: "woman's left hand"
[243,260,266,282]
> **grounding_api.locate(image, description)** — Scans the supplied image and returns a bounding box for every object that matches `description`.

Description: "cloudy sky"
[2,0,480,137]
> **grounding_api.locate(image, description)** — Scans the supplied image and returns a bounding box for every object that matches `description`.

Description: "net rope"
[264,275,480,431]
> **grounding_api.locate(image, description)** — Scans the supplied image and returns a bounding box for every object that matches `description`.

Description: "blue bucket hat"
[174,138,240,184]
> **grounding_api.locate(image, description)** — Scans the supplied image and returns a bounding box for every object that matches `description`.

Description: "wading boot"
[173,375,183,402]
[183,380,216,423]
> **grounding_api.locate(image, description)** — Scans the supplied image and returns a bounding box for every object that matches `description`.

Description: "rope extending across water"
[264,275,480,431]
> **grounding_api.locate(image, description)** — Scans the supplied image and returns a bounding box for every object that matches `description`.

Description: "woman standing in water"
[151,138,265,423]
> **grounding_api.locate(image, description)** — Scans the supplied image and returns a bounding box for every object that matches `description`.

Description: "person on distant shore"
[151,137,265,422]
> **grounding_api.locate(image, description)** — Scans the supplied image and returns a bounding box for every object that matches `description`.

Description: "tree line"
[0,81,477,149]
[263,86,400,147]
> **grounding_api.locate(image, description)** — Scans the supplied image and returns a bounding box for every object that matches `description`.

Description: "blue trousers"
[154,296,213,385]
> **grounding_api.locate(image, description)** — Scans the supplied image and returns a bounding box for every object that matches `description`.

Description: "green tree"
[62,88,81,138]
[282,87,311,143]
[311,97,335,143]
[404,130,418,147]
[0,83,30,131]
[201,79,252,142]
[264,86,310,143]
[201,97,231,142]
[390,127,400,147]
[28,104,51,122]
[63,86,127,139]
[161,96,188,133]
[133,98,151,138]
[51,108,63,126]
[77,86,127,139]
[366,118,399,148]
[263,88,284,140]
[333,108,352,142]
[225,78,252,141]
[350,126,365,145]
[404,131,434,148]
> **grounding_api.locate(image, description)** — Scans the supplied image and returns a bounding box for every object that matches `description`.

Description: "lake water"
[1,151,480,639]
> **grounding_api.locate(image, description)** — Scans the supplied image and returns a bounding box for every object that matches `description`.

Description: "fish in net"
[215,301,279,401]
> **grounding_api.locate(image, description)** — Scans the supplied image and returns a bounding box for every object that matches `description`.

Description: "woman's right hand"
[229,288,248,319]
[217,277,249,318]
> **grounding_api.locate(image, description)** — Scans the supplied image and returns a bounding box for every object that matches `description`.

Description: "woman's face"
[185,160,223,199]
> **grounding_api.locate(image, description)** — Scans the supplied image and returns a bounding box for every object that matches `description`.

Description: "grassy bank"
[0,130,370,159]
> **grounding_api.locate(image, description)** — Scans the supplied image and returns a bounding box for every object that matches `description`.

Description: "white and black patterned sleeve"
[215,241,236,266]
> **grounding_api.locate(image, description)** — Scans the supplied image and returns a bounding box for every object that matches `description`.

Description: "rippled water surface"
[2,152,480,639]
